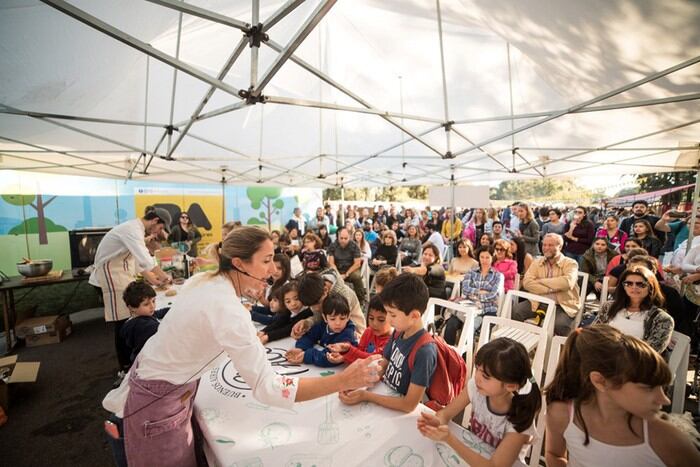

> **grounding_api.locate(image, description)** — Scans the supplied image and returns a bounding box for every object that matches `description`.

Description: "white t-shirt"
[103,273,299,417]
[466,378,535,462]
[427,232,446,257]
[89,219,155,286]
[608,309,647,340]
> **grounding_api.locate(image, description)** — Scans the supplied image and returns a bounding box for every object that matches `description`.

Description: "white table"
[193,337,502,467]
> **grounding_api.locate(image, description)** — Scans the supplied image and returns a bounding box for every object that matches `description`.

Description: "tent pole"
[166,10,184,154]
[250,0,260,89]
[0,107,167,128]
[144,0,249,31]
[448,169,455,264]
[263,0,305,32]
[452,54,700,158]
[435,0,451,155]
[685,155,700,256]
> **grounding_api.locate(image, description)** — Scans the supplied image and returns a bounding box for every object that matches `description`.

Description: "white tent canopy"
[1,0,699,188]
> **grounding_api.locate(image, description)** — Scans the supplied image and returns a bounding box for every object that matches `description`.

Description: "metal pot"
[17,259,53,277]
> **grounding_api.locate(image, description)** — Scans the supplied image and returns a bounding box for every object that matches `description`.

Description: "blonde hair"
[494,239,513,259]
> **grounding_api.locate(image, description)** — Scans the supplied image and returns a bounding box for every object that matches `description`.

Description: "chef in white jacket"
[90,206,172,375]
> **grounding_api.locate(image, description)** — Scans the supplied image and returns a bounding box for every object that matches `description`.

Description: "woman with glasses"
[597,266,674,354]
[492,239,518,292]
[169,211,202,256]
[562,205,595,264]
[370,230,398,272]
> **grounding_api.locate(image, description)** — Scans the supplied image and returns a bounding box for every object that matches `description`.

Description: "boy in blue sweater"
[286,293,357,367]
[120,281,170,365]
[339,273,437,412]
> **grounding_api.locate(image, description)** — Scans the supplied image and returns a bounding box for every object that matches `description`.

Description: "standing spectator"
[424,222,447,260]
[285,207,305,235]
[404,242,447,299]
[462,208,487,245]
[324,204,335,226]
[441,208,463,252]
[335,204,344,229]
[399,225,422,266]
[655,210,696,251]
[328,228,366,306]
[374,205,387,226]
[596,213,628,252]
[485,207,499,233]
[386,205,399,229]
[541,208,566,237]
[619,200,662,241]
[512,203,540,256]
[580,238,617,298]
[632,219,663,258]
[509,202,521,232]
[512,233,580,336]
[169,211,202,256]
[493,239,518,292]
[562,206,595,264]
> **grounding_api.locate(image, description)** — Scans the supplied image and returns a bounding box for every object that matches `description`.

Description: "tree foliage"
[323,185,428,202]
[491,178,604,203]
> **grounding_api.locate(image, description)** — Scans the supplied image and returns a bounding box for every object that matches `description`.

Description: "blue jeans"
[564,251,583,266]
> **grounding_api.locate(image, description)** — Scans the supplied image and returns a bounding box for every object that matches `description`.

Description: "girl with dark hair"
[403,242,446,299]
[317,224,332,249]
[563,206,595,264]
[169,211,202,256]
[545,325,697,467]
[632,219,662,258]
[418,338,541,466]
[596,267,674,354]
[509,237,533,275]
[250,253,292,324]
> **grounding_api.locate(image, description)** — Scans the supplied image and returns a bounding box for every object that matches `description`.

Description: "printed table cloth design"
[195,338,500,466]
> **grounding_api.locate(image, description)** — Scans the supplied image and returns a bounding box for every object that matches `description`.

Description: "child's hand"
[417,411,448,428]
[285,348,304,364]
[417,421,450,442]
[257,332,268,344]
[326,352,344,364]
[327,342,351,353]
[338,389,367,405]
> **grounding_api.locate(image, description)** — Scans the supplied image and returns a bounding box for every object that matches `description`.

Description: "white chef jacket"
[89,219,156,286]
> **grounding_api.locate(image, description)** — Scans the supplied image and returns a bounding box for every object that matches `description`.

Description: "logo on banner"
[208,346,309,399]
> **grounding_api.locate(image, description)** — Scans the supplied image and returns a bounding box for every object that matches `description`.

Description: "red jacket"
[343,327,391,364]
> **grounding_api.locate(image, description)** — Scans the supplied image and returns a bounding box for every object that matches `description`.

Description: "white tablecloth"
[193,337,502,467]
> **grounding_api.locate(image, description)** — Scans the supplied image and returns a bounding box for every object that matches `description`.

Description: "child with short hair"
[339,273,436,413]
[286,292,357,367]
[545,325,700,467]
[327,295,392,364]
[417,338,540,465]
[374,266,398,294]
[120,281,169,364]
[258,281,312,344]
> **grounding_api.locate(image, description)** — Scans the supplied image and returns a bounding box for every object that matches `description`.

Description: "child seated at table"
[544,325,699,467]
[120,281,170,365]
[286,292,357,367]
[417,337,540,466]
[327,295,392,364]
[258,281,312,344]
[339,273,437,413]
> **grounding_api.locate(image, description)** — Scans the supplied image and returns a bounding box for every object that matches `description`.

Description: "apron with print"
[96,251,137,322]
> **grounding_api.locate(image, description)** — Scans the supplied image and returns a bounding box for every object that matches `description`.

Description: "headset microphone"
[231,264,269,283]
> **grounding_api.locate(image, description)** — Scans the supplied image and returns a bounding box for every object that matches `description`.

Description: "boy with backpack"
[339,273,466,412]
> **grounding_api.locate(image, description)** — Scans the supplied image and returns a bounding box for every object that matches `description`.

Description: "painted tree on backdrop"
[3,194,66,245]
[246,187,284,232]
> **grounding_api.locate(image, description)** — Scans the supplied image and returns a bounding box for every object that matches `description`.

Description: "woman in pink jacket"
[492,239,518,292]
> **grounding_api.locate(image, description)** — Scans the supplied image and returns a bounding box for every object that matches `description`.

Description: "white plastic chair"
[574,272,589,328]
[667,331,691,413]
[360,258,370,293]
[599,275,615,307]
[528,335,568,467]
[425,298,478,366]
[497,290,557,354]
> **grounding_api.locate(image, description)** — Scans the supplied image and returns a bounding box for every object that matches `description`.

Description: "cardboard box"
[0,355,40,411]
[16,315,72,347]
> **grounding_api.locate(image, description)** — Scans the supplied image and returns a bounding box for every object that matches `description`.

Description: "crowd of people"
[95,199,700,467]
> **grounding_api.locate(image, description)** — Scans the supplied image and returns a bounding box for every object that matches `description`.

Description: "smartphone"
[668,211,689,218]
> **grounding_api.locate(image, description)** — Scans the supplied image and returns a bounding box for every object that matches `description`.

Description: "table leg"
[2,291,10,354]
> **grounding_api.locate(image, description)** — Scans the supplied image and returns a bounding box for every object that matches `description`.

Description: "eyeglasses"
[622,280,648,289]
[180,215,189,219]
[494,247,506,252]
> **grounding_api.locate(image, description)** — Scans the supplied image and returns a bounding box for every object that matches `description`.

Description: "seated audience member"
[291,271,365,340]
[424,222,447,259]
[541,208,566,236]
[607,248,664,287]
[544,325,700,467]
[580,238,617,298]
[632,218,663,258]
[448,240,478,275]
[317,224,332,249]
[604,237,646,275]
[251,286,284,326]
[249,253,291,324]
[327,228,367,306]
[286,293,357,367]
[374,267,399,295]
[596,267,674,354]
[512,234,580,336]
[562,206,595,264]
[403,242,447,300]
[300,232,328,272]
[270,230,282,254]
[327,295,392,365]
[478,233,494,250]
[282,227,301,257]
[399,225,422,266]
[339,273,437,413]
[510,237,533,275]
[595,213,627,252]
[258,282,313,344]
[491,221,506,241]
[121,281,169,365]
[353,228,372,262]
[371,230,398,271]
[444,248,504,345]
[492,239,519,292]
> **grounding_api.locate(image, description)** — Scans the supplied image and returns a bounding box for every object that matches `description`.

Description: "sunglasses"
[494,247,506,252]
[623,280,648,289]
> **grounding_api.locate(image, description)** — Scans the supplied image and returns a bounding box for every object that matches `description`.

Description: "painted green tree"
[3,194,66,245]
[246,187,284,232]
